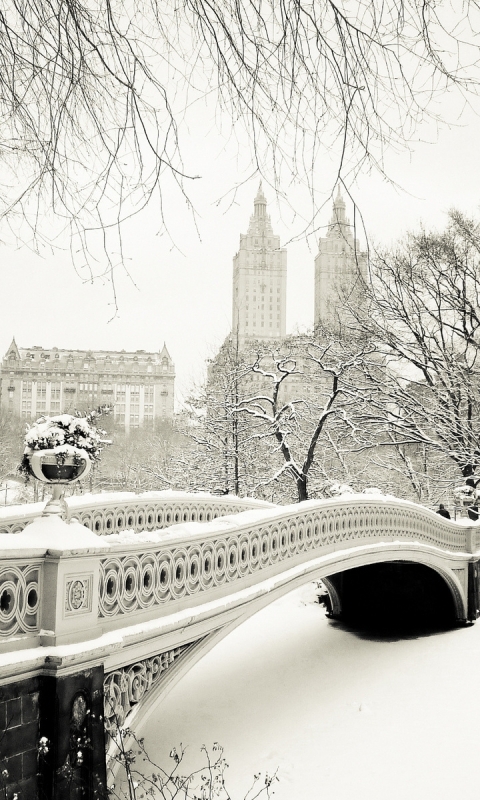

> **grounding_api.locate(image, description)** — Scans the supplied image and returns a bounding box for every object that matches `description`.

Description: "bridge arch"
[2,490,480,800]
[120,544,467,742]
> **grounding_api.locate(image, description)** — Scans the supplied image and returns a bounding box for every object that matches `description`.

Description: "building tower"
[232,184,287,341]
[314,188,367,332]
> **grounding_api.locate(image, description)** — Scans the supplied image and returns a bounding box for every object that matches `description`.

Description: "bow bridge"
[1,490,479,799]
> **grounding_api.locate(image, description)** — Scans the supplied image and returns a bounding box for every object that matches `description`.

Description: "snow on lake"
[140,583,480,800]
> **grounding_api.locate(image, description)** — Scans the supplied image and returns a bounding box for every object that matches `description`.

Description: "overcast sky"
[1,86,480,404]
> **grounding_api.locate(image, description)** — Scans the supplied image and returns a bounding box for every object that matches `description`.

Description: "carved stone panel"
[64,574,93,616]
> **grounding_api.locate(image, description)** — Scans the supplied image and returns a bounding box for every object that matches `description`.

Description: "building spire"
[254,181,267,218]
[329,186,347,229]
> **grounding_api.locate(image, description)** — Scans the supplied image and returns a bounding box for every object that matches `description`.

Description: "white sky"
[1,85,480,405]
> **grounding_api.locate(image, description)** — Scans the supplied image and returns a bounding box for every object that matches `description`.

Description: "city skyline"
[1,101,480,405]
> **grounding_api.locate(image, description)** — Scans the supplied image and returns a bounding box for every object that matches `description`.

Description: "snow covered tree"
[0,411,25,501]
[354,210,480,487]
[233,332,378,502]
[94,421,187,493]
[181,337,270,497]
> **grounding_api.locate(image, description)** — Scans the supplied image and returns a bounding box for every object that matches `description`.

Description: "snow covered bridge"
[1,490,480,798]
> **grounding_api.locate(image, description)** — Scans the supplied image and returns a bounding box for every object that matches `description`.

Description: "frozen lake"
[140,583,480,800]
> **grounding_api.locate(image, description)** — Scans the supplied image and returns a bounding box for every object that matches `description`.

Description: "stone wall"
[0,676,40,799]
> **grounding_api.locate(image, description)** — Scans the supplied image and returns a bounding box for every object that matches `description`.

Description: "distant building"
[0,340,175,428]
[232,183,287,342]
[314,188,367,332]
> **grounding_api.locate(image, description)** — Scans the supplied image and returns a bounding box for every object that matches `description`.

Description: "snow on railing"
[0,491,275,535]
[0,493,475,651]
[96,494,471,621]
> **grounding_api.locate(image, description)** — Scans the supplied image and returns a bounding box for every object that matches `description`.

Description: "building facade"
[232,184,287,342]
[314,188,368,332]
[0,340,175,427]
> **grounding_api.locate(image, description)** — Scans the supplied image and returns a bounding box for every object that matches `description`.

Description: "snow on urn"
[19,407,111,516]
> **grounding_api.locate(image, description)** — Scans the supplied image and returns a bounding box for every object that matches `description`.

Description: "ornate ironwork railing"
[0,494,474,651]
[0,491,274,535]
[97,497,469,620]
[0,560,42,639]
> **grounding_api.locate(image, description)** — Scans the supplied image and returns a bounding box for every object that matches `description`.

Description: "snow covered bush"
[19,405,112,480]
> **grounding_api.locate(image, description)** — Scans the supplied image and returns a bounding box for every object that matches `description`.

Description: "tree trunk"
[462,464,477,480]
[296,475,308,502]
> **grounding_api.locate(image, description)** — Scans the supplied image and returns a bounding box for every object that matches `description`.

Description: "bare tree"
[2,2,480,273]
[355,210,480,486]
[234,333,377,502]
[181,337,264,496]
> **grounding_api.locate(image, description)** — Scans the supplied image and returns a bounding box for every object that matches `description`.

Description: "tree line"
[2,210,479,507]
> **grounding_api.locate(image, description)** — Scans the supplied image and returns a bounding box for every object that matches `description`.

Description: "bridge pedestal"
[41,664,107,800]
[1,666,107,800]
[1,516,110,799]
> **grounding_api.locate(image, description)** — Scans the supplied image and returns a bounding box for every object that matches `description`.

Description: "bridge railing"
[0,553,43,647]
[0,493,480,664]
[0,493,477,654]
[96,495,472,626]
[0,491,275,535]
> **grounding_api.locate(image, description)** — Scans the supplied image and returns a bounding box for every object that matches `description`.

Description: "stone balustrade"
[1,491,479,800]
[0,493,476,656]
[0,490,274,535]
[96,496,472,623]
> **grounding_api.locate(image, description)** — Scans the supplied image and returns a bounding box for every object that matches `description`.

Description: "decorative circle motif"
[127,664,148,702]
[250,533,260,568]
[171,548,188,598]
[186,548,201,592]
[259,531,271,566]
[69,580,86,611]
[26,582,39,614]
[200,543,215,590]
[237,534,250,576]
[104,672,125,731]
[226,539,238,578]
[140,561,155,606]
[270,528,280,563]
[214,540,227,584]
[288,524,297,555]
[156,553,173,602]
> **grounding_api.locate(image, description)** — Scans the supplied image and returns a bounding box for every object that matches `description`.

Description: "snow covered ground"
[140,583,480,800]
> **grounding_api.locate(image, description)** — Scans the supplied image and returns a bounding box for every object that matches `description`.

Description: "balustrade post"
[18,514,109,647]
[0,517,111,798]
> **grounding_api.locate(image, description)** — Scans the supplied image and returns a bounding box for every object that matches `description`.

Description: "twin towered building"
[1,185,365,426]
[232,183,367,343]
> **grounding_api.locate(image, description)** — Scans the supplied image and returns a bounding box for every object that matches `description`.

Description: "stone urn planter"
[27,446,91,483]
[19,409,111,518]
[25,446,92,517]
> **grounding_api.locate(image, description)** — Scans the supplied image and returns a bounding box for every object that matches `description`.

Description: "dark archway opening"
[325,562,457,636]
